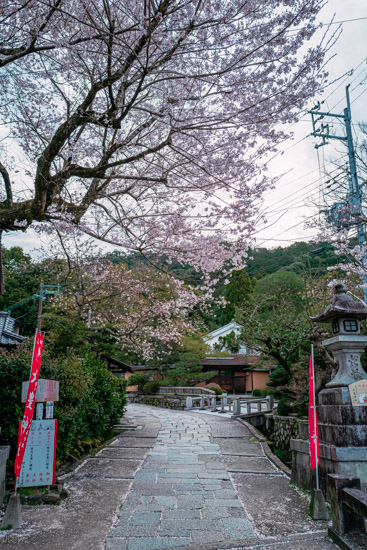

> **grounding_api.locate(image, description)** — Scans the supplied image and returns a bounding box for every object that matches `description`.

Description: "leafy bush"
[126,372,150,392]
[143,381,160,394]
[273,448,291,465]
[0,343,126,466]
[261,389,276,397]
[252,389,261,397]
[277,397,292,417]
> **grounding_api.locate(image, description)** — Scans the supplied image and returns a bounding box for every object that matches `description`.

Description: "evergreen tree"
[220,269,253,325]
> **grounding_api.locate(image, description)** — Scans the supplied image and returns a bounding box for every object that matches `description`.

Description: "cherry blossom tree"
[41,235,207,360]
[0,0,331,275]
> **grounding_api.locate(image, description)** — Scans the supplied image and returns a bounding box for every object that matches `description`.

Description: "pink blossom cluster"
[48,237,211,360]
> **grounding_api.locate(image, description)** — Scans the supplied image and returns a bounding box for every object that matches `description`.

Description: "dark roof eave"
[311,302,367,323]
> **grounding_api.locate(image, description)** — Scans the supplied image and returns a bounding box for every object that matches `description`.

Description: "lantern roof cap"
[310,283,367,323]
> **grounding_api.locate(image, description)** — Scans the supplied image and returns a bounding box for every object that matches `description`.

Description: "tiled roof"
[0,312,25,345]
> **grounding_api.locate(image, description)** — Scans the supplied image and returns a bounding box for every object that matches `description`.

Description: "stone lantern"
[291,283,367,495]
[311,282,367,388]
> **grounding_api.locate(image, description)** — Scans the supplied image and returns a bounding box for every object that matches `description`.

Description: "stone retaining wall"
[128,394,186,410]
[267,415,303,451]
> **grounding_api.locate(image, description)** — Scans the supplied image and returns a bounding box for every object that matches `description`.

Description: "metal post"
[37,282,44,333]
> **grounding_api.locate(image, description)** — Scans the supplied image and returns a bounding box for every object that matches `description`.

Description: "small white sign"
[45,402,54,419]
[36,403,44,420]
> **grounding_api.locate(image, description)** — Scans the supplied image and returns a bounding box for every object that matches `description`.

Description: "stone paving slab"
[120,430,161,438]
[216,438,264,456]
[110,437,157,447]
[71,457,142,479]
[97,447,150,459]
[226,457,279,474]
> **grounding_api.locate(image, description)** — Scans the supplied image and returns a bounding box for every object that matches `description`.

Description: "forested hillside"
[246,242,339,279]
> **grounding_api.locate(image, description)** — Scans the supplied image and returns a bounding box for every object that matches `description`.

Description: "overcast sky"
[3,1,367,256]
[254,0,367,249]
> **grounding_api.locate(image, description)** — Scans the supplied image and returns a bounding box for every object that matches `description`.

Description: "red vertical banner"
[14,332,44,479]
[308,349,319,470]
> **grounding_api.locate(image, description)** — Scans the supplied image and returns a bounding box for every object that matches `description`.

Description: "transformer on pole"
[309,86,367,302]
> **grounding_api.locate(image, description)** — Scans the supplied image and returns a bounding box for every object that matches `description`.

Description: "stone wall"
[267,415,303,451]
[128,394,186,410]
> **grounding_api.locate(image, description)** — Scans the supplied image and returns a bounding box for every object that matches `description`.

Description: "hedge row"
[0,342,126,466]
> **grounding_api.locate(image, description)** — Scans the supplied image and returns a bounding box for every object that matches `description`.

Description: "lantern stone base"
[291,387,367,496]
[290,439,367,495]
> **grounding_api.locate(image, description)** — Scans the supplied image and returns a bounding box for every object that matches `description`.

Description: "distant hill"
[246,241,338,280]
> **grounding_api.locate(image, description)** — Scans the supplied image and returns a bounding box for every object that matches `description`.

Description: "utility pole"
[309,85,367,302]
[34,284,62,333]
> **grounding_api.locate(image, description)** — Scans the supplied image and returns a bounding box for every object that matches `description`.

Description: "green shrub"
[261,389,276,397]
[211,387,223,395]
[277,397,292,417]
[273,448,291,465]
[143,381,160,394]
[268,366,290,388]
[252,389,261,397]
[0,343,126,465]
[126,372,150,392]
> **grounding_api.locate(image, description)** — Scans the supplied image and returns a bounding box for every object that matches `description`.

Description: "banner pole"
[311,344,319,491]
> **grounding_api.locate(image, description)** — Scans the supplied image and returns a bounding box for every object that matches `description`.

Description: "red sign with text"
[14,332,44,479]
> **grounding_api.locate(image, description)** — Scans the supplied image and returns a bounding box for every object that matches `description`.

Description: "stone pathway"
[1,404,337,550]
[106,406,335,550]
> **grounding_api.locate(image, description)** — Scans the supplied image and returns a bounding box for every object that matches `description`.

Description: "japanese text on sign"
[16,419,57,488]
[349,379,367,406]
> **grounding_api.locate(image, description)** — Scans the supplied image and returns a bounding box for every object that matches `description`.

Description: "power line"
[255,213,318,244]
[260,161,347,216]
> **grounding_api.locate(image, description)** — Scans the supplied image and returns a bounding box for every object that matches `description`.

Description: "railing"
[185,394,273,416]
[328,473,367,548]
[158,387,215,396]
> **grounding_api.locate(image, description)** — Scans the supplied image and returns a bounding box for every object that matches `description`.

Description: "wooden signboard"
[22,378,59,403]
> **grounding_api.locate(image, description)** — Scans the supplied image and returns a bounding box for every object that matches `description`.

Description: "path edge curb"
[235,418,291,477]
